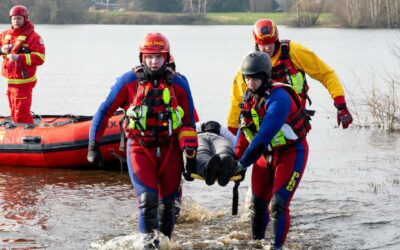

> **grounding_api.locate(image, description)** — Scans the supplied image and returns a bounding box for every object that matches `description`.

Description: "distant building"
[91,0,122,11]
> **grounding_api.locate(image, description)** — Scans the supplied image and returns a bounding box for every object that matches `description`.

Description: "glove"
[6,54,19,62]
[334,96,353,129]
[87,141,104,167]
[234,161,247,182]
[178,127,198,158]
[1,44,11,54]
[201,121,221,135]
[183,157,196,181]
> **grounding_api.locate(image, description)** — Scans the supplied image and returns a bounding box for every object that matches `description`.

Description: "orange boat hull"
[0,113,125,168]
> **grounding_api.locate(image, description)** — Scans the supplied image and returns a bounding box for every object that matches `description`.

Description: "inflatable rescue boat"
[0,111,125,168]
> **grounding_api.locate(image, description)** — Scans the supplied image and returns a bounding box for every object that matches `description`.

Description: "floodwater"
[0,25,399,249]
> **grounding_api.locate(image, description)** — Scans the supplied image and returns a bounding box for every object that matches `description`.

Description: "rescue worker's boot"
[143,231,160,250]
[250,195,269,240]
[218,154,236,186]
[158,197,175,239]
[139,192,160,249]
[269,194,287,249]
[203,154,221,186]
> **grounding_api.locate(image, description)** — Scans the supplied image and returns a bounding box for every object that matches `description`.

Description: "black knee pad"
[270,194,286,219]
[251,195,268,216]
[139,192,159,233]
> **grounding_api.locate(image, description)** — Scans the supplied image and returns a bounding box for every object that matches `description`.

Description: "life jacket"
[271,40,311,106]
[125,66,184,144]
[1,21,44,85]
[239,83,311,150]
[2,21,34,55]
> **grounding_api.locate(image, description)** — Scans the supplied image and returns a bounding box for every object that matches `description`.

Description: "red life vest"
[125,66,183,144]
[1,21,45,85]
[240,83,311,149]
[272,40,310,107]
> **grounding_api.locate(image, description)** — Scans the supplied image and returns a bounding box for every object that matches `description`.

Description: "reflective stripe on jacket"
[0,21,45,85]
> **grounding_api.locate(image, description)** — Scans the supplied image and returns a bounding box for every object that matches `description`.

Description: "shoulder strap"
[165,67,177,85]
[133,66,147,84]
[280,39,290,59]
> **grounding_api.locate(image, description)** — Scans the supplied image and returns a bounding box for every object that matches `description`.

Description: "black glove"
[87,141,104,167]
[234,161,246,182]
[183,157,196,181]
[201,121,221,135]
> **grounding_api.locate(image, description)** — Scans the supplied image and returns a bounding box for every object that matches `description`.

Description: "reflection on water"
[0,167,134,249]
[0,25,399,249]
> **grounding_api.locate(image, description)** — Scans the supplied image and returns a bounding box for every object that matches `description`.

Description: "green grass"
[205,12,339,26]
[205,12,293,25]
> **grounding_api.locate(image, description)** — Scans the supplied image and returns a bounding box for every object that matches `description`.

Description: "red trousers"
[127,138,183,198]
[7,83,35,124]
[251,139,309,247]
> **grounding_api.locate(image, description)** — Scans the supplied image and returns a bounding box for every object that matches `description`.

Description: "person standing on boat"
[87,33,198,248]
[0,5,45,124]
[234,51,310,249]
[227,18,352,134]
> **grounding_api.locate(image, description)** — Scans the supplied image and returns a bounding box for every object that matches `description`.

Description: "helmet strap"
[254,43,259,51]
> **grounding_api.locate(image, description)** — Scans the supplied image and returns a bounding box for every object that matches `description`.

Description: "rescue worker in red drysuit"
[87,33,198,248]
[227,18,352,134]
[0,5,45,124]
[234,51,310,249]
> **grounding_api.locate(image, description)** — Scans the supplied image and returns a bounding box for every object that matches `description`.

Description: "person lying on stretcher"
[184,121,244,186]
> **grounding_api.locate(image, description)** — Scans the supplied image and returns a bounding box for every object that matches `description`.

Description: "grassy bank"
[84,11,340,27]
[206,12,340,26]
[205,12,292,25]
[85,10,206,25]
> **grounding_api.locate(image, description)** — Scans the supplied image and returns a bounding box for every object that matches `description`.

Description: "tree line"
[0,0,399,28]
[333,0,400,28]
[0,0,92,24]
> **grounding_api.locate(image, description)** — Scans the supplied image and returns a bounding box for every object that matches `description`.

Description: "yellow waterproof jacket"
[227,40,345,129]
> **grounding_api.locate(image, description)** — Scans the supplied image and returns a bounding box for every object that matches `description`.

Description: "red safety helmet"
[139,33,170,54]
[9,5,29,20]
[253,19,279,45]
[139,33,170,63]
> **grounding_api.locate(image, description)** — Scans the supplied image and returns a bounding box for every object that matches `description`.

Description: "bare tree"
[182,0,207,15]
[295,0,325,27]
[334,0,400,28]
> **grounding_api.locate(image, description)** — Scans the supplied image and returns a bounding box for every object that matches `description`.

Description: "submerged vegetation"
[350,57,400,133]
